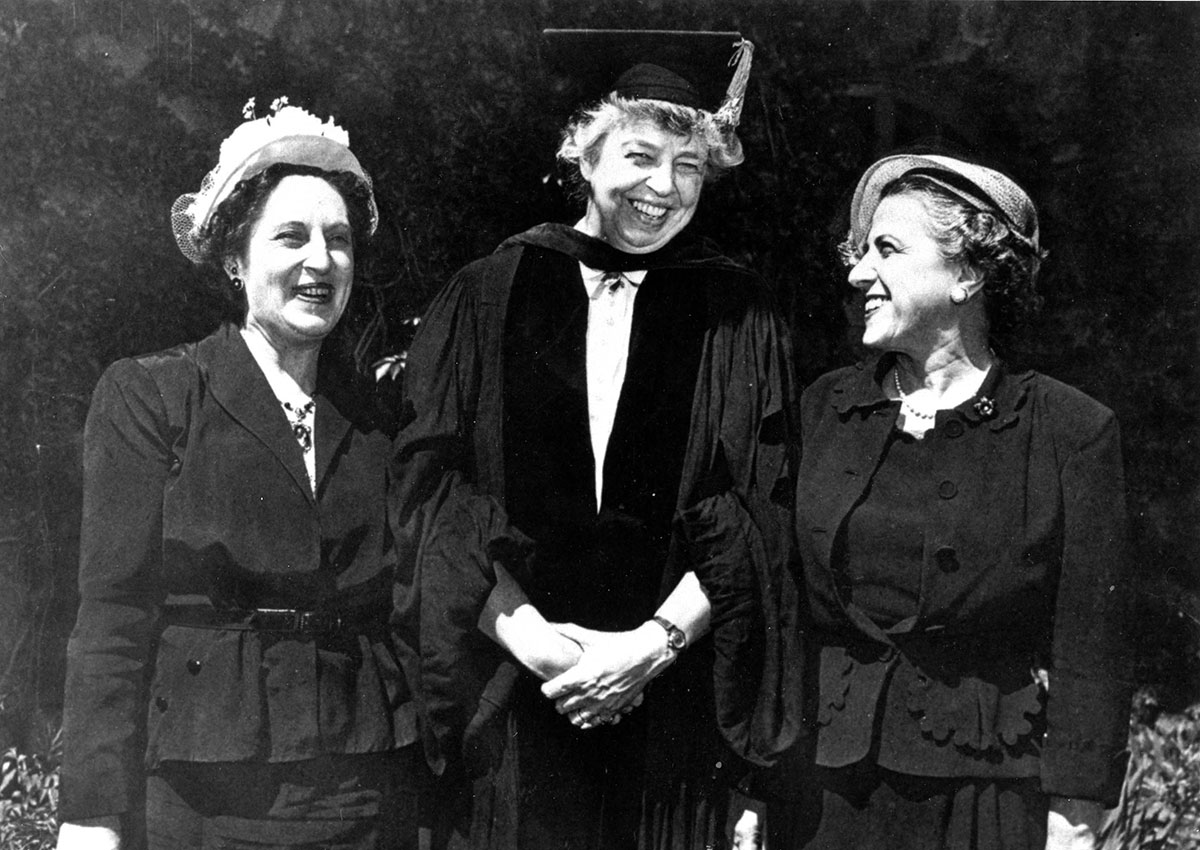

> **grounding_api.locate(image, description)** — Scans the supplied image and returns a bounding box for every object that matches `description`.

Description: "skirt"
[769,763,1048,850]
[142,750,422,850]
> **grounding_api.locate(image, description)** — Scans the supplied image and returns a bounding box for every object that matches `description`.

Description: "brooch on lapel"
[973,396,996,419]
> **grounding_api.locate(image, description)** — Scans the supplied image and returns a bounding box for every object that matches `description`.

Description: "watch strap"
[651,615,687,652]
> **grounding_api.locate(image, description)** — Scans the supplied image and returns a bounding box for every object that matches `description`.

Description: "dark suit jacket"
[795,356,1133,804]
[60,324,415,821]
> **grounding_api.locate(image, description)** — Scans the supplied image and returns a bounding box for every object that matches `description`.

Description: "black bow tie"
[601,271,636,292]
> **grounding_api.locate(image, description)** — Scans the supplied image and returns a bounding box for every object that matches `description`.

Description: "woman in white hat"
[56,100,418,850]
[778,151,1133,849]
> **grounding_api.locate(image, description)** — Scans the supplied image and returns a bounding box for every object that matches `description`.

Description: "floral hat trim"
[171,97,378,264]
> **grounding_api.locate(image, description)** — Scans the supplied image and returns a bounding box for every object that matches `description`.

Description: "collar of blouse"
[830,353,1033,432]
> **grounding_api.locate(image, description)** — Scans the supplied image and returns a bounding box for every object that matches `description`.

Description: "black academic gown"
[391,224,803,850]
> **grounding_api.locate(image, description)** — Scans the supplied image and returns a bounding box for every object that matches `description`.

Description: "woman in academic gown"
[392,30,802,850]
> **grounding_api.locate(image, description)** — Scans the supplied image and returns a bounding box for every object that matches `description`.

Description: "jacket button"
[187,659,203,675]
[934,546,959,573]
[937,480,958,499]
[944,420,964,438]
[155,696,169,712]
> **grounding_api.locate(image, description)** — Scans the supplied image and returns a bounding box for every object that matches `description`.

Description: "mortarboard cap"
[541,29,754,129]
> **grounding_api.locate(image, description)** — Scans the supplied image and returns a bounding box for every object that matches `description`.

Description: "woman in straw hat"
[56,99,418,850]
[391,29,801,850]
[773,151,1133,850]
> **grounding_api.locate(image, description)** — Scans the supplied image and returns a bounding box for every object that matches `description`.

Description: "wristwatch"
[651,615,687,654]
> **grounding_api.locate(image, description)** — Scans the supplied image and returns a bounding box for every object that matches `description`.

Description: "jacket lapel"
[201,325,315,502]
[313,358,355,499]
[819,357,901,618]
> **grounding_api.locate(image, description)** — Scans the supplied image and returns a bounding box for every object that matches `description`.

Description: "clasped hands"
[539,621,677,730]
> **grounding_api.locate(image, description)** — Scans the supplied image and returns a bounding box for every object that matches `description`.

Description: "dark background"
[1,0,1197,750]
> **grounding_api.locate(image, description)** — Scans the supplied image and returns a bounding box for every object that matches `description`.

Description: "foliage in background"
[0,720,60,850]
[2,699,1200,849]
[1102,693,1200,850]
[0,0,1196,835]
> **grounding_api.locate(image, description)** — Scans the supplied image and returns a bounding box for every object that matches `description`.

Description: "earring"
[231,276,244,291]
[950,286,969,305]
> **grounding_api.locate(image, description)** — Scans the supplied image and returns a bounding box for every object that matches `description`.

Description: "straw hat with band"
[171,100,378,265]
[849,154,1040,253]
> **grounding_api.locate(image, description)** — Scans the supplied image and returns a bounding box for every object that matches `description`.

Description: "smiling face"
[848,192,974,356]
[235,174,354,352]
[578,119,707,254]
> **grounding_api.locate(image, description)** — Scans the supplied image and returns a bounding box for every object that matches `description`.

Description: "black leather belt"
[162,604,388,634]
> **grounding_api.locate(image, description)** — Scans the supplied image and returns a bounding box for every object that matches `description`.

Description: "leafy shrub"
[0,722,60,850]
[1,703,1199,848]
[1103,695,1200,849]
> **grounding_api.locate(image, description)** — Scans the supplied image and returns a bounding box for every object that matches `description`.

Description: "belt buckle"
[297,610,330,633]
[253,608,300,632]
[253,608,345,633]
[297,610,341,633]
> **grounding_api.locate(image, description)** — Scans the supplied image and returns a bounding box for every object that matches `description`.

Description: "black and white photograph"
[1,2,1196,849]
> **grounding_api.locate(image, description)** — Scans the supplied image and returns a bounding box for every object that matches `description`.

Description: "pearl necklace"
[893,367,937,423]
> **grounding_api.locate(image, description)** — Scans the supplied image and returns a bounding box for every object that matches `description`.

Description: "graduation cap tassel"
[714,38,754,130]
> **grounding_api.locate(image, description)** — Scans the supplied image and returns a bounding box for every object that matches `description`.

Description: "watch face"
[654,616,686,651]
[667,626,686,650]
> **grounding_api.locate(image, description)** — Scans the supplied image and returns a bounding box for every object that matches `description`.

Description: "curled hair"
[839,175,1047,351]
[556,93,744,203]
[197,163,375,320]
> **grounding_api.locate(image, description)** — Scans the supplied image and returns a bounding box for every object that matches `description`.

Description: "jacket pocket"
[814,644,897,769]
[902,650,1046,755]
[145,625,263,765]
